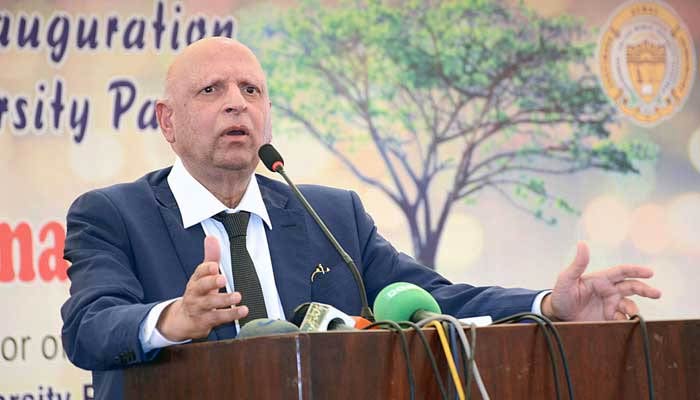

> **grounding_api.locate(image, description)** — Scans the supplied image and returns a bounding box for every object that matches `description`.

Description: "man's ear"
[156,100,175,143]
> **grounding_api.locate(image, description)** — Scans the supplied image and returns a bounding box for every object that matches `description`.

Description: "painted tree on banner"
[244,0,656,267]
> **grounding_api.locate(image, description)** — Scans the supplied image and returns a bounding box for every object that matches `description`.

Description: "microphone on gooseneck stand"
[373,282,443,323]
[258,144,375,322]
[290,302,358,331]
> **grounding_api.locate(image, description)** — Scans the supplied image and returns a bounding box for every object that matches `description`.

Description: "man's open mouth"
[224,127,248,136]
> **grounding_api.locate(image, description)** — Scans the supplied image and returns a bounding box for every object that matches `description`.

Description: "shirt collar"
[167,158,272,229]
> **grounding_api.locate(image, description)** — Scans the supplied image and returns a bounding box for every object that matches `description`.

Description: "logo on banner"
[597,1,696,126]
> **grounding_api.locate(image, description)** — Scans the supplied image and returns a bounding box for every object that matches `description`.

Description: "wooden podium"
[124,319,699,399]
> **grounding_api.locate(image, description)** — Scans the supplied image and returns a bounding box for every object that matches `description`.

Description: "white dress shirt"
[139,158,285,352]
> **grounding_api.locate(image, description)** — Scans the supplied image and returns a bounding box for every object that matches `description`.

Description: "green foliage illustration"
[243,0,656,267]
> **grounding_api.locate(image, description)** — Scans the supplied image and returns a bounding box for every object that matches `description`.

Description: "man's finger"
[604,265,654,283]
[613,311,627,320]
[190,261,220,281]
[202,292,242,311]
[204,235,221,263]
[218,305,249,322]
[189,274,227,296]
[205,305,250,327]
[618,298,639,316]
[561,241,590,284]
[615,280,662,298]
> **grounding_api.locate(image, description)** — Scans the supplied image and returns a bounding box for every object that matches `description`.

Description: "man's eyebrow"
[187,74,266,93]
[190,76,223,90]
[237,75,264,85]
[240,77,267,93]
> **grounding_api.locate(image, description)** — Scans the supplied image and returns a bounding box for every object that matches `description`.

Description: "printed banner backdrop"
[1,0,698,397]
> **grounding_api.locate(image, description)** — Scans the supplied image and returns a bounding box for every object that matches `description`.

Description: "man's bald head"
[163,37,267,102]
[154,36,273,191]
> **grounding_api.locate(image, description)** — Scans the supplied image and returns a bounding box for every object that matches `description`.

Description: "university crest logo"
[597,1,696,126]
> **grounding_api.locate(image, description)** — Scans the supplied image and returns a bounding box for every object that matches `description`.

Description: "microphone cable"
[428,321,466,400]
[365,320,416,400]
[414,315,491,400]
[464,323,477,400]
[396,321,449,400]
[630,314,654,400]
[448,321,478,400]
[447,322,459,399]
[493,312,574,400]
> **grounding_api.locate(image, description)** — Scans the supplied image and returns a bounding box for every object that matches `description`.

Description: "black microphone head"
[237,318,300,339]
[258,144,284,172]
[290,302,311,327]
[327,317,354,331]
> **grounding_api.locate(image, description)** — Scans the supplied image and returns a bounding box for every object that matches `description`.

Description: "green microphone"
[374,282,442,322]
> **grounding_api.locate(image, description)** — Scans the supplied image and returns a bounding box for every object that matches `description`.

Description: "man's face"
[159,39,272,178]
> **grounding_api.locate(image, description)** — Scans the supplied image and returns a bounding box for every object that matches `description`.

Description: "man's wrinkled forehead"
[165,38,267,95]
[188,60,266,89]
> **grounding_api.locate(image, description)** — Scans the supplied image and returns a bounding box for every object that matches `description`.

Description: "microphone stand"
[273,164,374,321]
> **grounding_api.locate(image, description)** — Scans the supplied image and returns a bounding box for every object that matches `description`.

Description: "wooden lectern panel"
[124,319,700,399]
[125,333,312,399]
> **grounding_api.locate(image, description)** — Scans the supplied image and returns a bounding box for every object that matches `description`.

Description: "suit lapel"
[152,177,206,280]
[259,176,315,319]
[152,175,237,340]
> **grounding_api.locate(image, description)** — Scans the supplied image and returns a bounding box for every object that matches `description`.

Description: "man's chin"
[213,158,258,174]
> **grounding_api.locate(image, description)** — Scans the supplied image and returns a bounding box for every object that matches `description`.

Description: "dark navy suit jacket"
[61,168,538,399]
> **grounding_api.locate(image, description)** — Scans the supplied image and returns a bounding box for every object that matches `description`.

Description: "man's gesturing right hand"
[156,236,249,341]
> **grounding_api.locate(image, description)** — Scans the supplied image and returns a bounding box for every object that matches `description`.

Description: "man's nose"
[224,89,247,114]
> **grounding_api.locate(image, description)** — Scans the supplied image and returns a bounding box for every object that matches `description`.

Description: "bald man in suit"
[61,37,661,399]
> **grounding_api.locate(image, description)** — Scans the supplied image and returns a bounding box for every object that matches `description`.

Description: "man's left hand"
[542,242,662,321]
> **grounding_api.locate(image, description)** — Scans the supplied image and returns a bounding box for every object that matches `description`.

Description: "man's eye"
[244,85,260,95]
[201,86,215,94]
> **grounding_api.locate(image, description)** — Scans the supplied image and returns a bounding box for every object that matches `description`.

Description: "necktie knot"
[213,211,250,238]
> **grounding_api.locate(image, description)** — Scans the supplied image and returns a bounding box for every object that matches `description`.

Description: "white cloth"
[532,290,551,315]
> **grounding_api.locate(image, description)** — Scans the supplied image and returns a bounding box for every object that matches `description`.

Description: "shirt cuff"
[531,290,552,316]
[139,298,191,354]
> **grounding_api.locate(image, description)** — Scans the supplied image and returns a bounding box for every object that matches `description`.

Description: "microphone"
[290,302,357,331]
[258,144,374,321]
[351,316,373,329]
[373,282,442,322]
[237,318,300,339]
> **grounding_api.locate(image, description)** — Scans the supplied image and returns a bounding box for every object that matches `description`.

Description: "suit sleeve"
[348,190,540,320]
[60,190,161,371]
